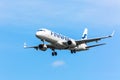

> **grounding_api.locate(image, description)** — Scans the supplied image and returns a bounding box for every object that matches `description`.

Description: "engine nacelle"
[39,44,47,51]
[67,40,76,48]
[72,44,87,51]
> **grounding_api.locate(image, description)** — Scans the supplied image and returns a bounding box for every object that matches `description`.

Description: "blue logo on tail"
[82,34,87,39]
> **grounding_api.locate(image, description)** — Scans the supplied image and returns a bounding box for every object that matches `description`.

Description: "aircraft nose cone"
[35,32,39,37]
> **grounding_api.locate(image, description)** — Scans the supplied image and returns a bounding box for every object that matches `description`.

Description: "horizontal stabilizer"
[24,42,27,48]
[86,43,106,48]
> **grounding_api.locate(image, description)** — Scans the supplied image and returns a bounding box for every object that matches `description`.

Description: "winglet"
[24,42,27,48]
[109,31,115,37]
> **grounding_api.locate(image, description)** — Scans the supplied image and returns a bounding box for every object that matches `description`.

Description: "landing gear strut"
[41,39,45,44]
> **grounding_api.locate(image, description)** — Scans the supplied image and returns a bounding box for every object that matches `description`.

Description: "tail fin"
[82,28,88,40]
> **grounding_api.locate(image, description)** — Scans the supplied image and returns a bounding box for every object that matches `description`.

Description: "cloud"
[52,60,65,67]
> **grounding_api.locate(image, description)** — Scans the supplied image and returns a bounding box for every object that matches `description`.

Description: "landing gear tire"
[71,50,76,54]
[71,50,74,54]
[54,52,57,56]
[52,52,57,56]
[52,52,54,56]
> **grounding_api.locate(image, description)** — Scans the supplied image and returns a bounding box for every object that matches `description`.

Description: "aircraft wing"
[76,31,114,44]
[24,43,56,50]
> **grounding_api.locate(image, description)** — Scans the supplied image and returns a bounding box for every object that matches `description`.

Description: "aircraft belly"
[69,44,87,51]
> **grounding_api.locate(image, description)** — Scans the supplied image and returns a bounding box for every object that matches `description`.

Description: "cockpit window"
[37,30,45,32]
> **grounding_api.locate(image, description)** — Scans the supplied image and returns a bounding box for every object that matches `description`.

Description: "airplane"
[24,28,114,56]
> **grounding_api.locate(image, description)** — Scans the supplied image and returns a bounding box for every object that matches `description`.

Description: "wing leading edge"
[76,31,114,44]
[24,43,57,50]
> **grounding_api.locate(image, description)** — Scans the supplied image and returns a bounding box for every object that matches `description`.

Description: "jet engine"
[39,44,47,51]
[74,44,87,51]
[70,44,87,53]
[67,40,77,48]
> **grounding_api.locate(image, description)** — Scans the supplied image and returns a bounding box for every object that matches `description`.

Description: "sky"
[0,0,120,80]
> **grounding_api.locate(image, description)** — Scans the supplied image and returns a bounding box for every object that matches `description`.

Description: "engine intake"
[67,40,76,48]
[67,40,72,45]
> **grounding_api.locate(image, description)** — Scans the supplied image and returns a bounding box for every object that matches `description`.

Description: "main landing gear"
[71,50,76,54]
[41,39,45,44]
[52,49,57,56]
[52,52,57,56]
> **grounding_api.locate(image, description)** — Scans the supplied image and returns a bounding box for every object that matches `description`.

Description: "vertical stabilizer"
[82,28,88,40]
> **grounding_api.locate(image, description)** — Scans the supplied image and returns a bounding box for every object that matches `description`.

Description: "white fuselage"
[35,29,87,51]
[24,28,113,56]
